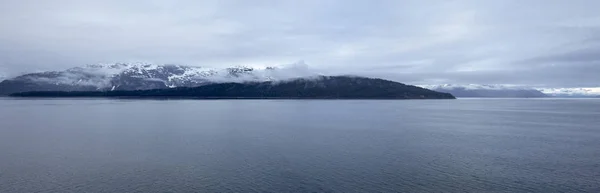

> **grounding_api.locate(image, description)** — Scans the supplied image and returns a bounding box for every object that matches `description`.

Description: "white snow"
[167,67,217,82]
[13,61,323,90]
[537,87,600,97]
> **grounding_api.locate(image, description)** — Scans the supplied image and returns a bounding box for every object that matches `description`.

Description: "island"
[9,76,456,99]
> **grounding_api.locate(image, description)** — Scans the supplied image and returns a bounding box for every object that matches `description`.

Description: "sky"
[1,0,599,87]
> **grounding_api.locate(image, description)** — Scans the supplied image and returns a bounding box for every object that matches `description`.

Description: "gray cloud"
[1,0,599,87]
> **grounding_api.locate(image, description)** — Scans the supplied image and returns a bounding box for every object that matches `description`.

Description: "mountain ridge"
[10,76,456,99]
[0,62,309,95]
[421,84,548,98]
[537,87,600,97]
[422,84,600,98]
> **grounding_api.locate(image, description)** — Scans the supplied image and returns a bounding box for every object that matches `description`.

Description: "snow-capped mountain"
[0,62,317,95]
[421,84,548,98]
[422,84,529,90]
[537,87,600,97]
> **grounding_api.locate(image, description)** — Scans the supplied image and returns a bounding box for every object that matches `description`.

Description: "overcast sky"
[1,0,599,87]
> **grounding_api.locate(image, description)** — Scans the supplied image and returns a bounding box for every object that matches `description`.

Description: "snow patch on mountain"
[166,67,215,82]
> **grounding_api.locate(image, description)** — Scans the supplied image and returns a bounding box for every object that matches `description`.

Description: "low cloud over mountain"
[0,62,323,95]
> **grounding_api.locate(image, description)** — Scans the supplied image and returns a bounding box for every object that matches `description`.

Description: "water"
[0,98,599,192]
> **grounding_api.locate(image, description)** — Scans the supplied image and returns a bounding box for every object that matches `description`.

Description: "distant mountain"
[537,87,600,98]
[0,63,304,95]
[421,84,548,98]
[11,76,456,99]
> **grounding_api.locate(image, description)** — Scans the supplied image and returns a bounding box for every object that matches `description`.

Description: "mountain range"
[1,63,598,98]
[0,63,307,95]
[537,87,600,97]
[1,63,456,99]
[421,84,600,98]
[11,76,456,99]
[421,84,548,98]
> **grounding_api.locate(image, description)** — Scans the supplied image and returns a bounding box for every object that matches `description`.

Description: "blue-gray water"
[0,98,599,193]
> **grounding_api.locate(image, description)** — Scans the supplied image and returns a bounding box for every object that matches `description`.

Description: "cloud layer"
[1,0,599,87]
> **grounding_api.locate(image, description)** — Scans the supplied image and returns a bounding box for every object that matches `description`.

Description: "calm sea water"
[0,98,599,192]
